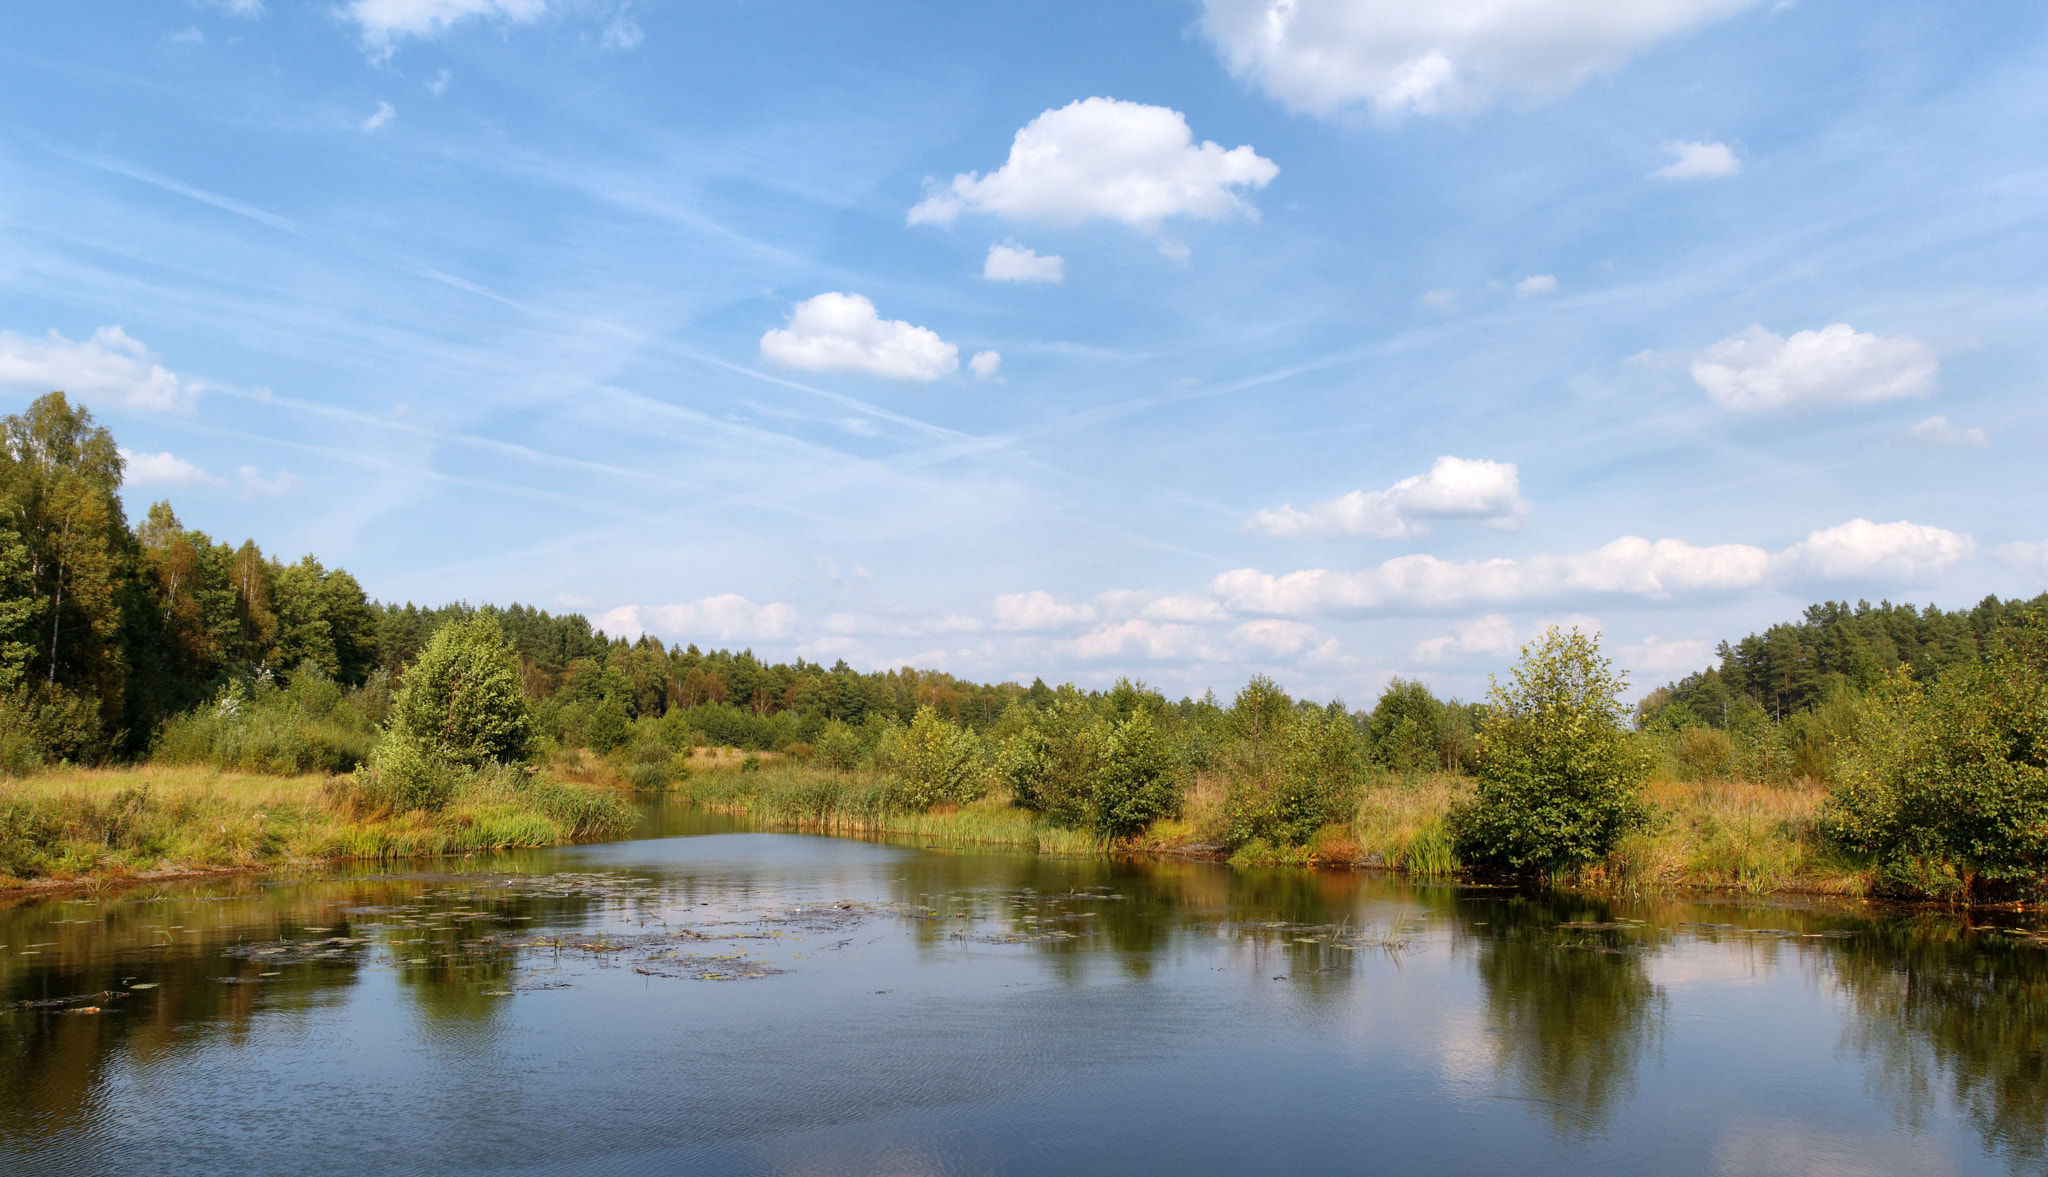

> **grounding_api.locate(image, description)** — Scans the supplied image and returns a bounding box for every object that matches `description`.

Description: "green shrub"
[1092,708,1182,839]
[1450,627,1652,875]
[1224,702,1364,848]
[388,614,533,768]
[814,719,865,771]
[879,706,983,809]
[1825,624,2048,901]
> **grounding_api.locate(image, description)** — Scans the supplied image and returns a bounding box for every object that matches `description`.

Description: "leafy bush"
[388,614,533,768]
[1223,702,1364,848]
[880,705,984,809]
[1451,627,1652,875]
[1825,626,2048,901]
[1092,708,1182,839]
[814,719,866,771]
[150,668,376,775]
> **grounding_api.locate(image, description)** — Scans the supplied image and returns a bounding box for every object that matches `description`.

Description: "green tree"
[1825,623,2048,900]
[1452,627,1651,875]
[885,705,983,810]
[1092,707,1182,839]
[388,613,534,769]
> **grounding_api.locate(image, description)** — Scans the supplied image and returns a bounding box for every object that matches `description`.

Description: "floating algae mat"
[5,805,2048,1176]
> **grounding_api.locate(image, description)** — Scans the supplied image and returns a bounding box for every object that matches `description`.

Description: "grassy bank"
[688,764,1873,898]
[0,765,636,889]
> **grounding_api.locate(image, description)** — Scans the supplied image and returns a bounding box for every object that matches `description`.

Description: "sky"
[1,1,2044,706]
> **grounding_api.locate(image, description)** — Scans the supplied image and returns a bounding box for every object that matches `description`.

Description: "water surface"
[5,805,2045,1176]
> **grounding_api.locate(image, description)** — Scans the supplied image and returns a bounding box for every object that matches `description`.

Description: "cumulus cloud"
[0,326,205,412]
[598,595,798,643]
[983,243,1065,283]
[1902,415,1988,447]
[1615,634,1717,678]
[907,98,1278,231]
[1994,540,2048,581]
[1654,139,1740,179]
[968,350,1002,379]
[1774,518,1975,581]
[1515,274,1557,298]
[991,591,1097,632]
[1065,619,1212,661]
[759,293,958,382]
[1412,614,1519,662]
[1197,0,1759,119]
[1230,619,1335,660]
[238,466,301,497]
[1245,456,1531,539]
[1691,323,1938,411]
[363,101,396,132]
[342,0,546,61]
[1216,518,1971,615]
[120,449,217,488]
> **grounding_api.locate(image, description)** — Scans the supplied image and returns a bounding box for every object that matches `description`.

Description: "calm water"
[5,805,2047,1177]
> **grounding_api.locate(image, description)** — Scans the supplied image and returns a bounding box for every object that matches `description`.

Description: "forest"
[6,390,2047,901]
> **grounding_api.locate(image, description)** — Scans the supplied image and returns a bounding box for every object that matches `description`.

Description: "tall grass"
[686,765,1105,855]
[0,764,634,886]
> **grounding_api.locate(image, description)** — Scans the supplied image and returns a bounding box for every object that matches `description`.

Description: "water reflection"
[3,811,2048,1176]
[1835,915,2048,1171]
[1461,895,1666,1137]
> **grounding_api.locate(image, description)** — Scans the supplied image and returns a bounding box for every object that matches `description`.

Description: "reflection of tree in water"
[1834,916,2048,1171]
[1467,896,1665,1138]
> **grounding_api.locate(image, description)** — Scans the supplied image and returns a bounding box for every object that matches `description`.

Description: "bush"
[1092,708,1182,839]
[1451,627,1652,875]
[1825,625,2048,901]
[880,706,984,809]
[997,693,1095,826]
[150,669,376,775]
[388,614,533,768]
[1223,702,1364,848]
[814,719,865,771]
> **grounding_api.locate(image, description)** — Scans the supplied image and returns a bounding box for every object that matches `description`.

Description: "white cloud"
[1231,619,1330,659]
[1412,614,1518,662]
[363,101,396,133]
[600,14,642,50]
[0,326,204,412]
[983,243,1065,283]
[1197,0,1759,119]
[1654,139,1740,179]
[1065,619,1213,661]
[967,350,1002,380]
[599,595,798,643]
[1614,634,1717,678]
[1773,518,1975,581]
[759,293,958,382]
[1691,323,1938,411]
[1245,456,1531,539]
[202,0,265,15]
[907,98,1278,232]
[1216,518,1971,616]
[170,27,206,44]
[1420,288,1459,312]
[120,448,218,488]
[342,0,547,61]
[991,591,1096,632]
[238,466,301,497]
[1994,540,2048,581]
[1902,415,1988,447]
[1515,274,1558,298]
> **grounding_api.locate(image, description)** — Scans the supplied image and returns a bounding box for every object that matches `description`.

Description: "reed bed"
[693,762,1866,896]
[0,764,635,887]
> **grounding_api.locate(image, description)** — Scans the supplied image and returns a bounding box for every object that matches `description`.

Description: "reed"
[0,764,634,887]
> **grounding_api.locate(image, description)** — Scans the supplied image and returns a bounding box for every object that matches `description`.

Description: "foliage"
[388,613,533,769]
[1221,683,1365,849]
[879,705,984,810]
[1452,627,1652,875]
[1092,708,1183,839]
[1825,625,2048,900]
[150,665,377,775]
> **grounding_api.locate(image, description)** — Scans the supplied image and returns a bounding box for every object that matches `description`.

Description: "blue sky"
[2,1,2044,705]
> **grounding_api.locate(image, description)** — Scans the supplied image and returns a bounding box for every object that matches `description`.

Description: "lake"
[4,803,2044,1176]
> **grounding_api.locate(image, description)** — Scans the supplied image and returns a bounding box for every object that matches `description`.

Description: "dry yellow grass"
[0,764,634,889]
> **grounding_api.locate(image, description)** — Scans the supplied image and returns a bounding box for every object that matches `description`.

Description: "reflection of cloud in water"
[1712,1117,1959,1177]
[1646,943,1784,989]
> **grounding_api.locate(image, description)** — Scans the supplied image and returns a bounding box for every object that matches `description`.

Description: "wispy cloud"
[1655,140,1741,179]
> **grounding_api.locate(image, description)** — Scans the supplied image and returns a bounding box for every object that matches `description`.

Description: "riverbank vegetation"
[5,390,2048,901]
